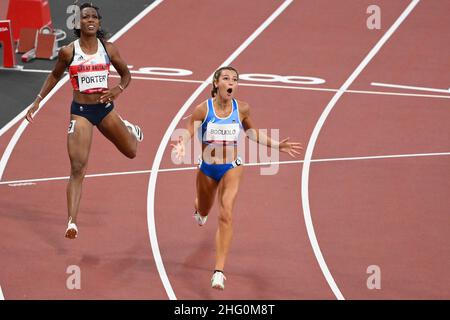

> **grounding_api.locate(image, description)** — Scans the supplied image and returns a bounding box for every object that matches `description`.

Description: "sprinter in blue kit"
[198,97,243,181]
[172,66,303,290]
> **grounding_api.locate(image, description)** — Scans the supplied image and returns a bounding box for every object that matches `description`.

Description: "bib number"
[68,120,76,134]
[78,70,108,92]
[206,122,240,142]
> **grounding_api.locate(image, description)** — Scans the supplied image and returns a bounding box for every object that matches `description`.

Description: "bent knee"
[126,150,136,159]
[124,145,137,159]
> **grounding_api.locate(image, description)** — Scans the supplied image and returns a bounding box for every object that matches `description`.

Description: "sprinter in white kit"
[25,2,143,239]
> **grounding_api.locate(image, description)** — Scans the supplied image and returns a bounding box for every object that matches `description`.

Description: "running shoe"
[193,211,208,226]
[211,270,226,290]
[123,119,144,142]
[65,217,78,239]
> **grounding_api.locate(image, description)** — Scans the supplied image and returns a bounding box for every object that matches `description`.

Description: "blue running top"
[199,98,243,146]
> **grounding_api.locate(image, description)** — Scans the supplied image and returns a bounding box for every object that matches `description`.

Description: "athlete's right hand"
[25,101,39,123]
[171,136,185,161]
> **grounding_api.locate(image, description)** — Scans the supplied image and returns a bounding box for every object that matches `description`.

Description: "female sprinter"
[25,3,143,239]
[171,66,302,290]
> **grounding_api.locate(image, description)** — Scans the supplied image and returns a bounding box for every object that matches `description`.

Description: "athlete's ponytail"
[211,66,239,97]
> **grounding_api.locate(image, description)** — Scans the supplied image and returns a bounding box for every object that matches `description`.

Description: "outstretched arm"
[25,45,72,122]
[171,102,207,161]
[240,101,303,158]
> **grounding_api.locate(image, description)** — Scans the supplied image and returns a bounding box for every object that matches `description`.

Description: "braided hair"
[211,66,239,97]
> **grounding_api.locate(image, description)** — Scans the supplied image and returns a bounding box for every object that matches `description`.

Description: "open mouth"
[227,88,233,94]
[88,25,96,30]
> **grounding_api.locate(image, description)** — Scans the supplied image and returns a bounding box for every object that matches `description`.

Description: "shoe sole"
[123,120,143,142]
[134,125,144,142]
[137,127,144,142]
[194,214,207,226]
[65,228,77,239]
[212,284,224,290]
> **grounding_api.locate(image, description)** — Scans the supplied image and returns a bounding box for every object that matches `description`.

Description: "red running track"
[0,0,449,299]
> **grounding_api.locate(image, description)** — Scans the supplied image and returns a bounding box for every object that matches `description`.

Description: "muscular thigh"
[218,166,243,211]
[196,168,219,212]
[97,110,131,147]
[67,115,93,164]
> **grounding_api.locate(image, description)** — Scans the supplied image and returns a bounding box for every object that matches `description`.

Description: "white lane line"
[14,68,53,74]
[0,0,165,176]
[0,151,446,185]
[107,0,164,42]
[0,285,4,300]
[0,85,67,181]
[1,151,448,186]
[2,75,449,139]
[5,66,450,100]
[371,82,450,94]
[0,106,32,138]
[115,74,450,99]
[0,0,165,300]
[241,82,450,99]
[8,182,36,187]
[306,151,450,163]
[5,67,450,99]
[146,0,294,300]
[0,169,151,185]
[301,0,420,301]
[0,0,165,139]
[345,88,450,99]
[109,74,203,84]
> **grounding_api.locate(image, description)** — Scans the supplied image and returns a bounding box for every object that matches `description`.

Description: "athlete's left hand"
[171,136,186,162]
[278,138,303,158]
[99,86,122,103]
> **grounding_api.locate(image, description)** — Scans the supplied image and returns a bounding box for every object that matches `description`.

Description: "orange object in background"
[17,27,37,53]
[35,30,55,59]
[7,0,52,42]
[0,20,16,67]
[0,0,8,20]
